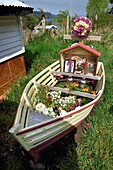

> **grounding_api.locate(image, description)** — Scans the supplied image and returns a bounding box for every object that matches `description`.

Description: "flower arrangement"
[71,17,92,37]
[34,82,95,118]
[77,59,87,70]
[35,89,77,117]
[56,74,63,80]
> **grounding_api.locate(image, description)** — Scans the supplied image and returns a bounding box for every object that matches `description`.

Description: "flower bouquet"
[35,88,77,117]
[71,17,92,37]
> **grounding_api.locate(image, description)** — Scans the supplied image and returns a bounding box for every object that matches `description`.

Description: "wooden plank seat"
[36,84,96,99]
[51,71,101,80]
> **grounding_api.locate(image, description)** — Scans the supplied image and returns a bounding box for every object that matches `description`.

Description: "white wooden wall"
[0,16,25,63]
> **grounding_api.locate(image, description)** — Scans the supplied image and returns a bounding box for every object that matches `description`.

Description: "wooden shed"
[60,43,101,76]
[0,0,33,97]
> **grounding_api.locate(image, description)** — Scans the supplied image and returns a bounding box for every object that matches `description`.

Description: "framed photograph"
[64,60,75,73]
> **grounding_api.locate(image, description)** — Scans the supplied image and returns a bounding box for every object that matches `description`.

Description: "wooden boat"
[9,43,105,160]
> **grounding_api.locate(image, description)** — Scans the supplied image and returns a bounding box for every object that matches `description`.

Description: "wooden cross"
[64,34,101,43]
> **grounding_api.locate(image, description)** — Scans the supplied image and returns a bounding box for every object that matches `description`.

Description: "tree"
[55,10,69,33]
[86,0,110,22]
[22,14,36,30]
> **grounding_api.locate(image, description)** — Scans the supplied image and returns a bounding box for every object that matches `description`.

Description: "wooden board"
[28,111,52,127]
[51,71,100,80]
[0,54,26,96]
[64,35,101,41]
[36,84,96,99]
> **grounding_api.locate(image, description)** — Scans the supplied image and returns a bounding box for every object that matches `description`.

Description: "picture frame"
[64,60,75,73]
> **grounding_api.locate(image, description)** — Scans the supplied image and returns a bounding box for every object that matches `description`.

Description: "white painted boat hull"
[9,60,105,152]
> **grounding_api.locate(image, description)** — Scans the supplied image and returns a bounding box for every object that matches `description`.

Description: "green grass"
[0,33,113,169]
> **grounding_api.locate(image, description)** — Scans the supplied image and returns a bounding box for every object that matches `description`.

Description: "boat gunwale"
[15,62,105,136]
[16,87,105,136]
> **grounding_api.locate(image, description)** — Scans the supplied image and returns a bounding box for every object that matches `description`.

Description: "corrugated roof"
[0,0,32,8]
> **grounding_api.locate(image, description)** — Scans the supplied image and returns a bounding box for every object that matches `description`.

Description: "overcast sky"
[20,0,88,16]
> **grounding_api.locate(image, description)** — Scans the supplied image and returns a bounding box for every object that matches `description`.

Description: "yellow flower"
[81,32,85,36]
[73,82,79,87]
[79,20,84,26]
[75,22,79,26]
[74,26,77,30]
[83,29,87,34]
[84,23,89,29]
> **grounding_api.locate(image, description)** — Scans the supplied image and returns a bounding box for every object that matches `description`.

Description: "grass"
[0,32,113,169]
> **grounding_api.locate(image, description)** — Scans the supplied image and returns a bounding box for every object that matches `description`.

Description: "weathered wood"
[0,16,24,63]
[23,93,33,109]
[21,104,28,128]
[24,106,94,147]
[0,31,20,40]
[0,54,26,96]
[64,34,101,41]
[51,71,100,80]
[36,84,96,99]
[9,123,30,151]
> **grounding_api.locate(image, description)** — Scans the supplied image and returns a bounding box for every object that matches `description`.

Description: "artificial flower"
[86,123,90,128]
[71,17,92,37]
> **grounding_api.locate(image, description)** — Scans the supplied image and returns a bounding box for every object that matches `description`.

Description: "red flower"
[82,62,87,68]
[86,123,90,128]
[43,85,47,88]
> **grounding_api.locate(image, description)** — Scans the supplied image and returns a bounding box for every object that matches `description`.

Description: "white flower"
[36,103,47,114]
[47,107,53,112]
[60,110,68,116]
[50,112,56,117]
[44,110,49,115]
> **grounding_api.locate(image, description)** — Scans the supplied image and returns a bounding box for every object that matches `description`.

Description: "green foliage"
[36,85,50,107]
[86,0,110,22]
[22,14,36,30]
[55,10,69,33]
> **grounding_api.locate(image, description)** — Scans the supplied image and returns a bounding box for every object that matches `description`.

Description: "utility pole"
[70,0,72,23]
[66,15,69,34]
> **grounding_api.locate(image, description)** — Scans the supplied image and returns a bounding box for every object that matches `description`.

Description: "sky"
[20,0,88,16]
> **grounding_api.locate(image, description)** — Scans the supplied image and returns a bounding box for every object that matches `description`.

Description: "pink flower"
[71,17,92,37]
[56,74,63,79]
[70,106,75,110]
[86,123,90,128]
[92,80,97,84]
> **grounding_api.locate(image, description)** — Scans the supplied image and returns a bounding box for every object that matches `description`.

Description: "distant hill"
[33,11,57,20]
